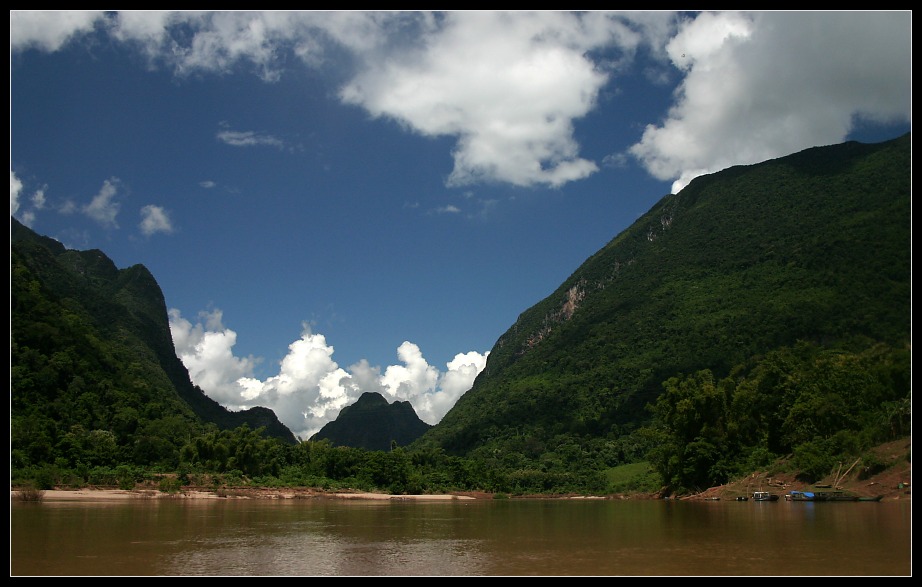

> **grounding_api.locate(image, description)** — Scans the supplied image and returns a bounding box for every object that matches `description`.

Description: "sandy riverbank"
[11,488,480,502]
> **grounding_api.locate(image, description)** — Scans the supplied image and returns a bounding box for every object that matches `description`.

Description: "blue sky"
[10,11,911,440]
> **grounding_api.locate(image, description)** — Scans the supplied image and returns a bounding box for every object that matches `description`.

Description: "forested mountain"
[413,133,911,489]
[10,133,911,496]
[11,219,297,471]
[309,392,433,451]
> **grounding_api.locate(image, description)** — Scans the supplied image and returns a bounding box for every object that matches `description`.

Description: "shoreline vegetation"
[11,439,911,504]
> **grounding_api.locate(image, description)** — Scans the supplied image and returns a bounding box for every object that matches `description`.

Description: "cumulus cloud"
[169,308,260,404]
[139,204,174,236]
[169,308,489,440]
[83,177,121,228]
[338,11,660,188]
[629,11,912,193]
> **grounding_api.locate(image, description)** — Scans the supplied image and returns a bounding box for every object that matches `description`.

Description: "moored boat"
[786,490,868,502]
[786,491,814,501]
[752,491,779,502]
[813,491,859,502]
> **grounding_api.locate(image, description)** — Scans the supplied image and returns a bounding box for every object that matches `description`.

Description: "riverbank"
[11,488,482,502]
[681,438,911,502]
[11,480,907,503]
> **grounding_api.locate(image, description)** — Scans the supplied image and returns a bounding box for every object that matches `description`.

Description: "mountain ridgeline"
[10,133,911,495]
[11,218,297,471]
[412,133,911,466]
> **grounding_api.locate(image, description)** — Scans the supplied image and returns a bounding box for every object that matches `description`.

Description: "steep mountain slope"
[11,218,298,458]
[309,392,433,451]
[416,133,911,458]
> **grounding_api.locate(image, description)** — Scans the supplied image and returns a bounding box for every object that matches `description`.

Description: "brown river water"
[10,496,912,576]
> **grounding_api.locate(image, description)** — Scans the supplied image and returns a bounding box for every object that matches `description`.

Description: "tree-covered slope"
[416,133,911,461]
[11,218,296,471]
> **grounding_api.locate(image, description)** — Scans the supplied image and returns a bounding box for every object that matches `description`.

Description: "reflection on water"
[11,497,912,576]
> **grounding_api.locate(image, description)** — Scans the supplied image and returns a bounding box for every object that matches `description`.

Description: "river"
[10,496,912,576]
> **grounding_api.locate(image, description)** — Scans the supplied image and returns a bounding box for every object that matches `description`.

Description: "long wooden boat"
[812,491,859,502]
[786,490,873,502]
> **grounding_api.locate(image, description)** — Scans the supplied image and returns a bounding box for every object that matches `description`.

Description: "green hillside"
[413,133,910,491]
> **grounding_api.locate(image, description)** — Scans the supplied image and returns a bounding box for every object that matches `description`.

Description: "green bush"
[32,464,59,490]
[157,476,182,494]
[792,439,837,483]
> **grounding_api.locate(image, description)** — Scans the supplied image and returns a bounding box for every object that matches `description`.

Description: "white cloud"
[10,171,23,216]
[380,341,441,404]
[19,211,37,227]
[11,172,48,228]
[216,128,285,149]
[629,11,912,193]
[31,188,47,210]
[10,11,677,190]
[428,350,489,423]
[139,204,174,236]
[112,11,331,81]
[169,308,488,440]
[169,308,259,404]
[338,11,662,189]
[83,177,121,228]
[109,10,179,58]
[10,11,910,194]
[199,180,217,189]
[9,10,104,52]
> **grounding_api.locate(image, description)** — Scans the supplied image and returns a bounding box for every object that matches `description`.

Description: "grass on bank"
[604,461,661,494]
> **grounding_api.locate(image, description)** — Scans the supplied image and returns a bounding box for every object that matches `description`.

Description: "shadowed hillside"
[12,219,296,473]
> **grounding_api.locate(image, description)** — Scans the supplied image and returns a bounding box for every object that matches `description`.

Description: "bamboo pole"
[836,458,862,488]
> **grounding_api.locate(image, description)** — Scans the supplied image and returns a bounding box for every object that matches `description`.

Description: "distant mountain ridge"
[310,392,433,451]
[11,217,297,449]
[414,133,911,458]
